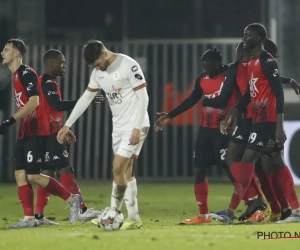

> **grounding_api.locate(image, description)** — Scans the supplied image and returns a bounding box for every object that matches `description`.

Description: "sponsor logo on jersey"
[273,69,279,77]
[26,82,33,91]
[134,73,143,81]
[48,91,57,95]
[249,73,259,97]
[14,90,25,109]
[131,65,138,72]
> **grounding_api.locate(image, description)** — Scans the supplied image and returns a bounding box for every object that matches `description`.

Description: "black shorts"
[246,122,284,154]
[194,127,231,169]
[230,118,252,146]
[14,137,46,175]
[42,132,70,171]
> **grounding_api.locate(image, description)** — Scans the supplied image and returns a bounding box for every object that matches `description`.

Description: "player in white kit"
[57,40,150,229]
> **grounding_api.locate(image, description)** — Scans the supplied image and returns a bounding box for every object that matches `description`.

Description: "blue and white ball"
[98,207,124,230]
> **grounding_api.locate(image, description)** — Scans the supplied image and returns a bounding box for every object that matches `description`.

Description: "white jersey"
[88,54,150,131]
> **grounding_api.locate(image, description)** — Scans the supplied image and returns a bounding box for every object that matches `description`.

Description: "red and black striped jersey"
[39,74,77,133]
[13,64,49,139]
[168,66,237,128]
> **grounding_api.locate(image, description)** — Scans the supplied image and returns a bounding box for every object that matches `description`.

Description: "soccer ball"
[98,207,124,230]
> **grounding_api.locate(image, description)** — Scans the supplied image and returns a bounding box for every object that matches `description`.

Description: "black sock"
[80,207,87,214]
[35,214,44,220]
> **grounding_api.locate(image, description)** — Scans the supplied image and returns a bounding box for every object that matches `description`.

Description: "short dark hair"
[264,38,279,58]
[43,49,63,64]
[83,40,105,64]
[6,38,27,57]
[201,48,222,62]
[246,23,267,40]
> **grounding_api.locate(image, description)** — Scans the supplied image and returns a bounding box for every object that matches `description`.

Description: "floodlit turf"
[0,182,300,250]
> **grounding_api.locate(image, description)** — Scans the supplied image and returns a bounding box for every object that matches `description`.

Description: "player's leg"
[35,167,58,225]
[25,137,81,224]
[44,133,102,222]
[254,157,282,221]
[266,150,300,223]
[180,127,212,225]
[122,127,149,225]
[8,139,36,228]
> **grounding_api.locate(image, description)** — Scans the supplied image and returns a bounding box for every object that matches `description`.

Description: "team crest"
[63,150,69,158]
[113,71,120,80]
[15,74,19,80]
[255,59,259,65]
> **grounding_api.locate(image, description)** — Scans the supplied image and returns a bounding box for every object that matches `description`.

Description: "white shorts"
[112,127,149,159]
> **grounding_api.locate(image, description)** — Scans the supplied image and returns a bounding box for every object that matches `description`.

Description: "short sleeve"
[128,62,147,91]
[19,67,38,98]
[87,69,100,92]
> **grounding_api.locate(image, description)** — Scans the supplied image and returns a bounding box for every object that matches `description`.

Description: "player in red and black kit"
[155,48,237,224]
[34,49,103,225]
[0,39,81,228]
[222,24,300,223]
[202,40,300,223]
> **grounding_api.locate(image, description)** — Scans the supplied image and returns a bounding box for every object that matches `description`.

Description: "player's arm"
[202,62,238,108]
[0,71,39,134]
[42,79,78,111]
[280,76,300,95]
[261,52,286,145]
[13,71,40,120]
[235,85,251,112]
[133,85,149,129]
[64,88,98,128]
[167,74,203,119]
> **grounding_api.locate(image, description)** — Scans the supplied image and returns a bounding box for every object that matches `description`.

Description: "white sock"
[24,216,34,220]
[292,208,300,215]
[111,182,126,210]
[124,179,140,221]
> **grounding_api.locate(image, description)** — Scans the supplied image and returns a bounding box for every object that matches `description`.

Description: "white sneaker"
[36,217,59,226]
[7,218,37,228]
[78,208,103,223]
[276,214,300,223]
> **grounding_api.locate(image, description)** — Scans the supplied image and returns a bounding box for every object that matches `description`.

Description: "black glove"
[0,117,16,135]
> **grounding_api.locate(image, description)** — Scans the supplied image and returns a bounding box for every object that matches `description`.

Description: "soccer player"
[34,49,104,225]
[202,40,299,222]
[155,48,241,224]
[221,23,300,223]
[0,39,81,228]
[57,40,149,229]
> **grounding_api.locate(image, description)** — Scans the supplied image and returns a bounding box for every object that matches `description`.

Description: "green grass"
[0,182,300,250]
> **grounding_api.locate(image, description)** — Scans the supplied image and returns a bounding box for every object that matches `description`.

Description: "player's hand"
[94,95,105,103]
[220,116,232,135]
[290,79,300,95]
[57,125,70,144]
[275,127,287,146]
[130,128,141,145]
[0,117,16,135]
[65,130,77,144]
[200,95,207,105]
[155,112,170,132]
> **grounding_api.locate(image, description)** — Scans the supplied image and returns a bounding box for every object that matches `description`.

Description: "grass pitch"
[0,182,300,250]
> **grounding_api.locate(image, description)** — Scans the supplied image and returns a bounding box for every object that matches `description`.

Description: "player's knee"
[112,161,125,176]
[14,170,28,186]
[194,168,207,184]
[26,174,38,184]
[58,166,73,175]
